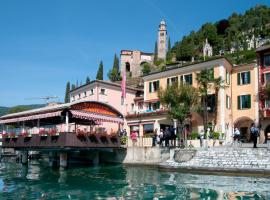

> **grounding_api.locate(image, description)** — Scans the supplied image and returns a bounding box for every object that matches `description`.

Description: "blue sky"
[0,0,269,107]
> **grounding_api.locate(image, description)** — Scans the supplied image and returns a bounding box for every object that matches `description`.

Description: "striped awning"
[70,110,124,124]
[0,111,62,124]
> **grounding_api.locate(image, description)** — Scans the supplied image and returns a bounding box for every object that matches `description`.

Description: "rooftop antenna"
[25,96,59,105]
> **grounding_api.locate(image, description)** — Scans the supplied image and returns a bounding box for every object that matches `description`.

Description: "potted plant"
[39,129,48,137]
[212,132,220,146]
[20,131,31,137]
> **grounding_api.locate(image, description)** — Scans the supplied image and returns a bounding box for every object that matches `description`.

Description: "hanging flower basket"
[9,132,17,138]
[39,130,48,137]
[20,132,31,137]
[49,129,59,136]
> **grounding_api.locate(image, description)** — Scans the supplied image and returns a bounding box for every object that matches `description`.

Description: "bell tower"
[157,20,167,60]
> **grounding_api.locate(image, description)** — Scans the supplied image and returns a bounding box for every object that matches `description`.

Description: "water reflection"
[0,162,268,199]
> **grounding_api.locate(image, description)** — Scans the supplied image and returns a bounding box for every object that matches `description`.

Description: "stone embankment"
[160,147,270,175]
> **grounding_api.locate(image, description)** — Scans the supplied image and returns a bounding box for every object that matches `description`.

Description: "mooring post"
[60,152,68,169]
[92,151,99,166]
[21,151,28,165]
[49,152,57,167]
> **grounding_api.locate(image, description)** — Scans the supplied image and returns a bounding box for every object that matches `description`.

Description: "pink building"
[69,80,144,128]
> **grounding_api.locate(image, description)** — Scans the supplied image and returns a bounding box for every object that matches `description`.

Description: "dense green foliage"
[0,104,44,115]
[0,107,9,116]
[141,62,151,75]
[96,61,104,80]
[172,5,270,64]
[65,81,70,103]
[159,83,198,147]
[108,54,121,82]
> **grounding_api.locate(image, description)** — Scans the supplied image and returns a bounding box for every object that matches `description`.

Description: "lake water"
[0,161,269,199]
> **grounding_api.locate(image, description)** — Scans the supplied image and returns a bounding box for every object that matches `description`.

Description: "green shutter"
[247,71,251,84]
[190,74,193,85]
[237,96,241,109]
[157,101,160,109]
[180,75,183,84]
[157,80,160,90]
[248,95,251,108]
[149,82,152,93]
[237,73,240,85]
[167,78,170,88]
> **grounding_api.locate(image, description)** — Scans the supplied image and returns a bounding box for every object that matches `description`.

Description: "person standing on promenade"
[233,128,241,142]
[250,123,259,148]
[164,127,170,147]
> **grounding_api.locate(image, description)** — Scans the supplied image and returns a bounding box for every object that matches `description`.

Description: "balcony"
[126,109,168,119]
[2,132,121,150]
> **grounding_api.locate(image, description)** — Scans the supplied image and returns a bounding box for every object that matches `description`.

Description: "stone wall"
[161,147,270,174]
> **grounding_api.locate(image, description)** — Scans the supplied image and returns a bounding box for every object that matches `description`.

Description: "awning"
[70,110,124,124]
[0,111,62,124]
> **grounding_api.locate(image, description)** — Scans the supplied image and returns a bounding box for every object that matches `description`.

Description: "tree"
[142,62,151,75]
[196,69,223,134]
[86,76,90,84]
[71,84,76,90]
[212,77,224,130]
[168,37,171,51]
[108,54,121,82]
[166,37,173,62]
[64,81,70,103]
[159,83,198,147]
[96,61,104,80]
[154,41,158,63]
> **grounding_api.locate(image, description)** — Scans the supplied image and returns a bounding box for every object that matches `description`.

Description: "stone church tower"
[157,20,167,60]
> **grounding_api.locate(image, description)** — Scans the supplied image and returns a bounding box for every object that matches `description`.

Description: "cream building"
[126,57,259,142]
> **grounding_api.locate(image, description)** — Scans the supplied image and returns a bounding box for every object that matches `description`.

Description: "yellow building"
[126,57,258,142]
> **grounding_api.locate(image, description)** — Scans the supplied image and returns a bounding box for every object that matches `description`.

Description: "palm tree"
[196,69,223,134]
[212,77,224,131]
[158,83,199,147]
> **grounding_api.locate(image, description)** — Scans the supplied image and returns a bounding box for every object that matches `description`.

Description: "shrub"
[188,131,199,140]
[212,132,220,139]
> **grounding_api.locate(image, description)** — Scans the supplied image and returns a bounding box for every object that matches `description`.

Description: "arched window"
[125,62,130,72]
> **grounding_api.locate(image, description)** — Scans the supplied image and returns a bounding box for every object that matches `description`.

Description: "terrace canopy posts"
[0,101,124,138]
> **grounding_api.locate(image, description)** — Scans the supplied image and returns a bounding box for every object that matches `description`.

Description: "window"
[264,54,270,67]
[160,33,164,36]
[148,102,160,111]
[265,73,270,84]
[90,89,94,95]
[130,125,139,132]
[78,94,81,99]
[207,94,215,113]
[226,70,230,85]
[167,76,178,87]
[180,74,193,85]
[265,100,270,109]
[100,88,106,95]
[84,92,87,97]
[226,95,231,109]
[138,102,143,110]
[149,80,160,93]
[237,71,251,85]
[131,103,135,111]
[143,124,154,135]
[238,95,251,109]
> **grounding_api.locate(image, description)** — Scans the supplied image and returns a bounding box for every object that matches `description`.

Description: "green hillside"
[171,5,270,64]
[0,104,45,116]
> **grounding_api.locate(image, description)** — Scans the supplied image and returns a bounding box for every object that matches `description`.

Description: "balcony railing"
[2,132,121,149]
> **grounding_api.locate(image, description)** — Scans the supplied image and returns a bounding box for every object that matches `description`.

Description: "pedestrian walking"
[164,127,170,147]
[250,123,259,148]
